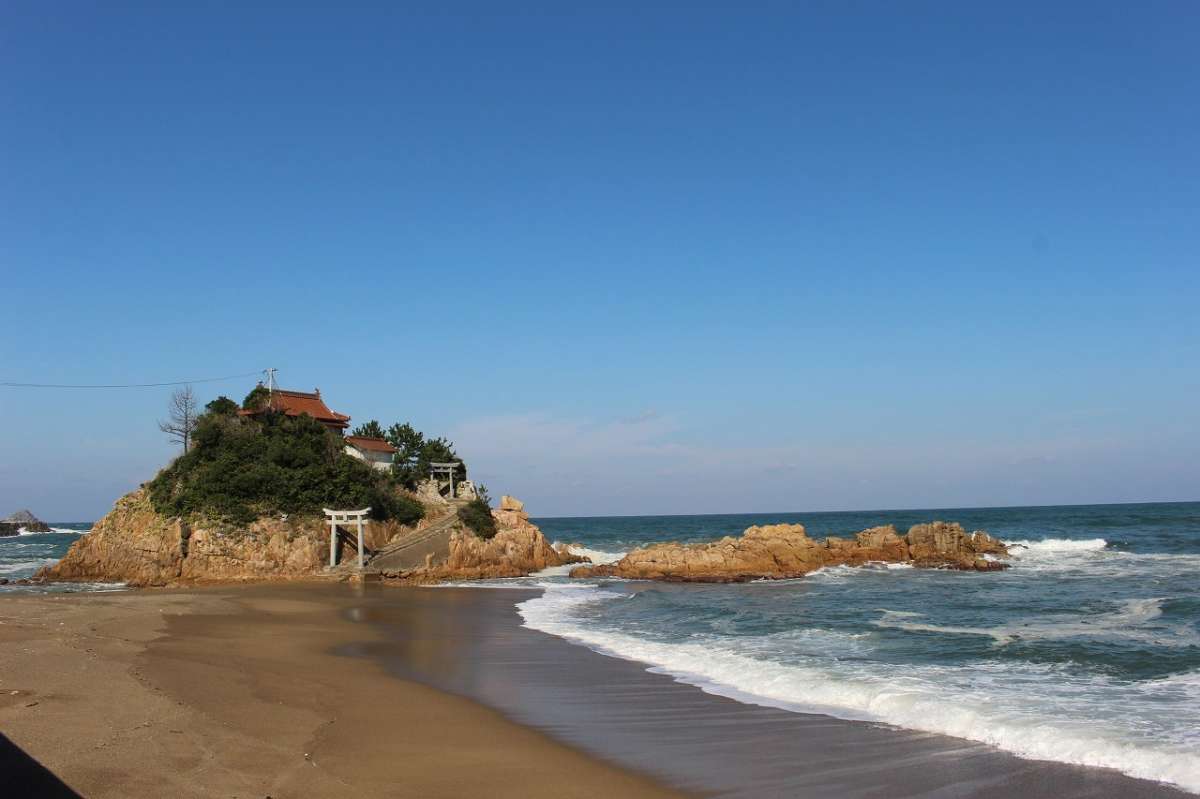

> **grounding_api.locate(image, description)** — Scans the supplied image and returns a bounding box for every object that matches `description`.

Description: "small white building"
[344,436,397,472]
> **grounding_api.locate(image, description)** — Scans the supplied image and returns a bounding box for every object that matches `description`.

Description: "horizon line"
[530,497,1200,521]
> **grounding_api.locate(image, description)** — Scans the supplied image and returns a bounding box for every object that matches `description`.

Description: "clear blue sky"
[2,2,1197,520]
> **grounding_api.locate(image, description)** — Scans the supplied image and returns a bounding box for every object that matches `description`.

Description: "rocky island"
[35,384,581,586]
[571,520,1008,582]
[0,509,51,536]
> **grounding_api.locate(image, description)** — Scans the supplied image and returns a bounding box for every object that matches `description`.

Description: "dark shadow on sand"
[0,732,82,798]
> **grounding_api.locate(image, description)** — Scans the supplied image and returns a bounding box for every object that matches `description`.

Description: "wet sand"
[0,582,1189,798]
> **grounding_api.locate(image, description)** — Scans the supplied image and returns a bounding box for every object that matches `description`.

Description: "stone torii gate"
[324,507,370,569]
[429,461,462,498]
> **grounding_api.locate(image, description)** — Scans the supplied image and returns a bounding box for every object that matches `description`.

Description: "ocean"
[508,503,1200,793]
[0,522,122,593]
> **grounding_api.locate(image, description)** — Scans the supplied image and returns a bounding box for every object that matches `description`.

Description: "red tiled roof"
[239,388,351,429]
[345,435,397,454]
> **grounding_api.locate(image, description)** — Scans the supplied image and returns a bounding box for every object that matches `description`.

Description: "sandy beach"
[1,581,1189,798]
[0,583,678,798]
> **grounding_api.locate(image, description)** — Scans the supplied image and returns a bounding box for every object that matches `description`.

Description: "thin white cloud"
[445,411,1197,517]
[618,409,661,425]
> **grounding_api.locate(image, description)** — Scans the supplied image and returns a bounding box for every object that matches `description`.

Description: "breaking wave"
[873,598,1200,648]
[558,543,626,565]
[1005,537,1109,553]
[17,526,90,536]
[0,558,57,575]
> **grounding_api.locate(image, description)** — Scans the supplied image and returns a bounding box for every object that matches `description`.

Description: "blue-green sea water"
[0,522,114,593]
[501,503,1200,792]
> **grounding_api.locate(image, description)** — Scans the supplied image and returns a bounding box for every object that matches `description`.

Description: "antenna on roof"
[263,368,278,399]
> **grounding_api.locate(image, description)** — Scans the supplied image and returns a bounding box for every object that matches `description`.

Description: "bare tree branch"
[158,385,198,453]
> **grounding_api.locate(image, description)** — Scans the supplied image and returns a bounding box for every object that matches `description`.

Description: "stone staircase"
[365,501,467,573]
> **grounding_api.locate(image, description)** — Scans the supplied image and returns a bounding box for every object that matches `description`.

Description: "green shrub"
[147,412,424,527]
[242,384,270,411]
[205,396,239,416]
[458,497,497,539]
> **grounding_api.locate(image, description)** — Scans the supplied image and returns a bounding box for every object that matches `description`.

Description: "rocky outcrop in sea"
[569,521,1007,582]
[0,509,52,536]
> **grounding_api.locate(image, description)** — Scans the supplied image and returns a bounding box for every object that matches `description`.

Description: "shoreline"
[1,580,1191,798]
[356,585,1191,798]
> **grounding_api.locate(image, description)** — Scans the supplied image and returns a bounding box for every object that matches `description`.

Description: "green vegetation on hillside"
[457,483,497,539]
[457,499,497,539]
[148,410,424,526]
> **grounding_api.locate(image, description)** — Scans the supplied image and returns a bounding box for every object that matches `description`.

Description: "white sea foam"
[524,543,628,578]
[518,584,1200,794]
[804,561,915,582]
[17,526,88,536]
[1006,537,1109,553]
[0,558,56,575]
[558,543,627,565]
[0,580,127,593]
[527,564,576,578]
[1003,537,1200,581]
[872,598,1200,648]
[1146,669,1200,700]
[427,579,545,590]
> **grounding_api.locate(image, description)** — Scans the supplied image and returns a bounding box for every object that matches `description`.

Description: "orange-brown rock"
[177,518,326,582]
[905,521,1006,566]
[499,495,526,513]
[37,489,332,587]
[398,499,585,581]
[37,490,186,586]
[855,525,909,560]
[573,523,826,582]
[571,520,1008,582]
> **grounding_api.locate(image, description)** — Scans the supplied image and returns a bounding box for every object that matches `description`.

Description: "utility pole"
[263,368,278,398]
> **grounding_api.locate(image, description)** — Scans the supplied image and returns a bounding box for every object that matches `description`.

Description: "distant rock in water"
[570,521,1008,582]
[0,509,51,536]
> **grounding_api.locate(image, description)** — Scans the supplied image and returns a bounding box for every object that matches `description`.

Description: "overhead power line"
[0,370,264,389]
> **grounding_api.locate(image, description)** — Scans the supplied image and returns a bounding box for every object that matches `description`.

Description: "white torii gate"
[324,507,370,569]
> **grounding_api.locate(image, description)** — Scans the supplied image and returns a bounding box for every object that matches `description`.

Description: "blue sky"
[2,2,1197,519]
